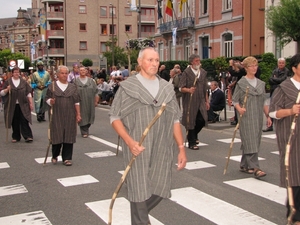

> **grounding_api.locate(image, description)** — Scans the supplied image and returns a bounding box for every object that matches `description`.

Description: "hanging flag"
[130,0,138,12]
[172,27,177,46]
[165,0,173,17]
[180,0,187,12]
[39,8,46,42]
[158,5,162,19]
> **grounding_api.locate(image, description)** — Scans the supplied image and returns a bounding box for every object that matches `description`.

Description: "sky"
[0,0,31,19]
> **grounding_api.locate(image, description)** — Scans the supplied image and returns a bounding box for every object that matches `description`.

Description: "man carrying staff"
[109,47,187,225]
[269,53,300,224]
[45,65,81,166]
[179,54,209,150]
[31,60,51,122]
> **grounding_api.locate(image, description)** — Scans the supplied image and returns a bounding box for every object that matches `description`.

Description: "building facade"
[30,0,156,69]
[155,0,265,61]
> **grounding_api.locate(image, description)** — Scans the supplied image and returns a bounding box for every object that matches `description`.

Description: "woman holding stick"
[269,53,300,224]
[232,56,271,177]
[1,67,33,143]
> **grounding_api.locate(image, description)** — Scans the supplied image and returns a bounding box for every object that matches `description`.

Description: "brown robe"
[179,67,208,129]
[3,78,32,128]
[269,78,300,187]
[45,82,80,145]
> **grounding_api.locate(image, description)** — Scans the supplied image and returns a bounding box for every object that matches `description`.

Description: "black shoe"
[208,120,216,124]
[263,127,273,132]
[230,121,237,126]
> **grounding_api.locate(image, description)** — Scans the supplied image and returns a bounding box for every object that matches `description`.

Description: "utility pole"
[110,3,115,66]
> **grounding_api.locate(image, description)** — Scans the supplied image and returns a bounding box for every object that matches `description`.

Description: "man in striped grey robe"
[109,47,187,225]
[269,53,300,224]
[46,66,81,166]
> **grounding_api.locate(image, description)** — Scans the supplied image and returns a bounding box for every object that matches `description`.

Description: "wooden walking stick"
[6,81,11,143]
[108,103,166,225]
[224,86,249,175]
[285,92,300,224]
[185,75,198,146]
[43,82,55,165]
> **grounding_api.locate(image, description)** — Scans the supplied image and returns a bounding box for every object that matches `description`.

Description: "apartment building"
[155,0,266,61]
[30,0,156,69]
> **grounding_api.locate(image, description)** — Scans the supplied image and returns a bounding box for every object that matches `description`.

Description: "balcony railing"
[140,15,155,22]
[140,31,155,38]
[48,48,64,55]
[47,30,64,37]
[47,11,64,19]
[159,17,194,33]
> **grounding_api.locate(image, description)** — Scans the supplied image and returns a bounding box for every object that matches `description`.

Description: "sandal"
[239,167,254,174]
[188,145,199,150]
[82,134,88,138]
[63,160,72,166]
[25,138,33,143]
[51,158,57,165]
[11,139,18,143]
[254,169,266,179]
[195,139,200,144]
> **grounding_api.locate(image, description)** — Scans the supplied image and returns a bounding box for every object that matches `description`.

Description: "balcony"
[48,48,64,56]
[47,11,64,20]
[41,0,64,3]
[141,14,155,23]
[159,17,194,33]
[47,30,64,38]
[140,31,155,38]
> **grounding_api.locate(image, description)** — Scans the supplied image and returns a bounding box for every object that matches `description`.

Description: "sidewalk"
[207,105,235,130]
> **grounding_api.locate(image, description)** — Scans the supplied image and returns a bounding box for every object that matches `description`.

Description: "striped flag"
[180,0,187,12]
[165,0,173,17]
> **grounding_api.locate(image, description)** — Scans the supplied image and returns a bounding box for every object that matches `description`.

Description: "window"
[50,39,64,48]
[79,5,86,14]
[101,24,107,35]
[110,24,116,35]
[125,25,131,32]
[100,6,107,17]
[200,0,208,15]
[223,0,232,11]
[109,6,116,17]
[223,33,233,57]
[125,7,132,16]
[79,23,86,31]
[100,42,107,52]
[79,41,87,50]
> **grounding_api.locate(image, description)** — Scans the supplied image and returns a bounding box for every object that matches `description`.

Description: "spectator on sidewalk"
[207,81,225,123]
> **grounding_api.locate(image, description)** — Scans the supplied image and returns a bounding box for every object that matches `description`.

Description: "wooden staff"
[108,103,166,225]
[116,135,120,156]
[224,86,249,175]
[285,92,300,224]
[6,81,11,143]
[43,82,55,165]
[185,75,198,146]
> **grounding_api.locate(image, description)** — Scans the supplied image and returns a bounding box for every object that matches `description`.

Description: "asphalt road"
[0,105,286,225]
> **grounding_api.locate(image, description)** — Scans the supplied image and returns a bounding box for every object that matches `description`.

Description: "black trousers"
[286,186,300,222]
[11,104,33,141]
[130,195,163,225]
[187,110,205,146]
[52,143,73,161]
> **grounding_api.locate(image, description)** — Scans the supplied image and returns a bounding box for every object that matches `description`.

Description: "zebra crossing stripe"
[57,175,99,187]
[85,197,164,225]
[170,187,276,225]
[0,162,9,169]
[89,135,122,151]
[0,210,52,224]
[0,184,28,197]
[224,178,286,205]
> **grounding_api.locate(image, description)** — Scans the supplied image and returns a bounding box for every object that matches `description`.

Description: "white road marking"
[224,178,286,205]
[217,138,241,144]
[85,197,164,225]
[85,151,116,158]
[57,175,99,187]
[0,162,9,169]
[170,187,276,225]
[0,184,28,197]
[226,155,265,162]
[89,135,122,151]
[0,210,52,224]
[262,134,276,139]
[183,161,216,170]
[34,156,62,164]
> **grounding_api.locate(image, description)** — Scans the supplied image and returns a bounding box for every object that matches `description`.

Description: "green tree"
[0,49,31,72]
[104,38,128,68]
[266,0,300,53]
[82,58,93,67]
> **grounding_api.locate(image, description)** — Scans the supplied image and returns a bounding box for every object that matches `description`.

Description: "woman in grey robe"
[75,66,98,137]
[1,67,33,142]
[269,53,300,224]
[232,56,271,178]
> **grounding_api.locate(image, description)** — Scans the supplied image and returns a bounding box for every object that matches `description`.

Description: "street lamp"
[110,3,115,66]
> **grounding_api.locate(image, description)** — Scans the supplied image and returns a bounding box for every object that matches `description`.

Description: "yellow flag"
[180,0,187,12]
